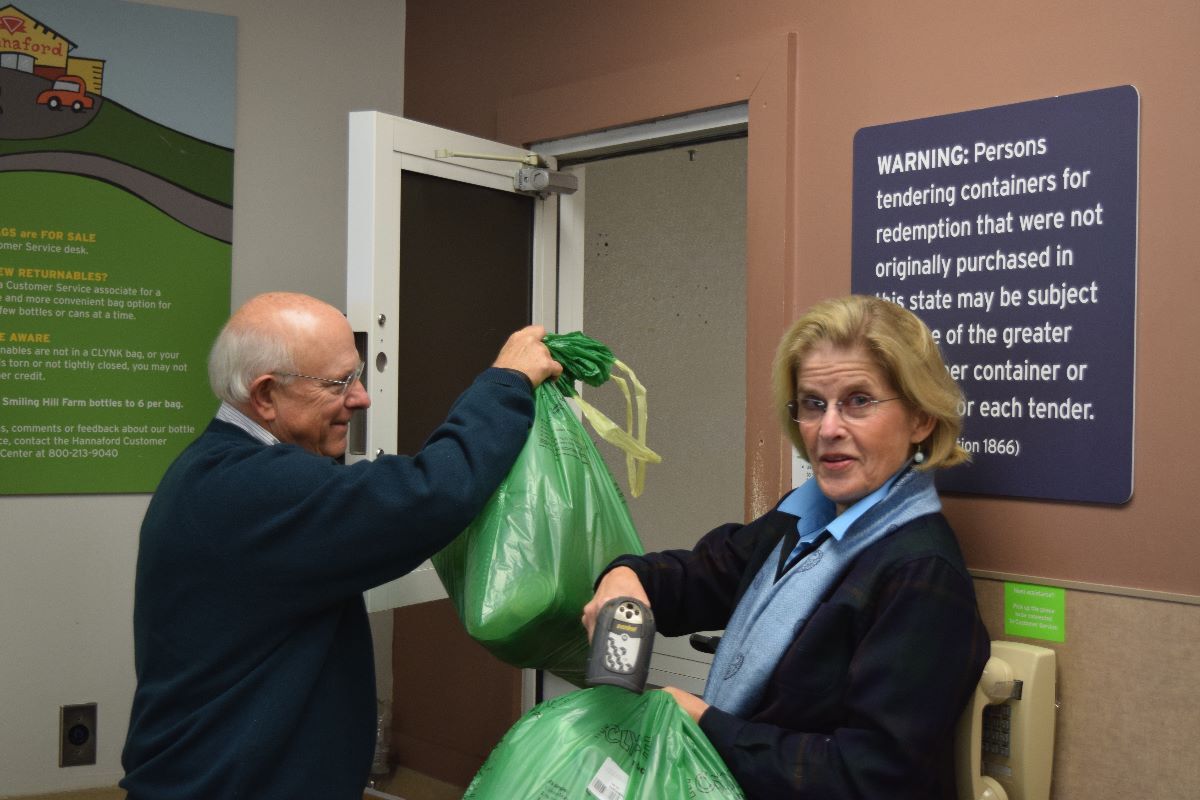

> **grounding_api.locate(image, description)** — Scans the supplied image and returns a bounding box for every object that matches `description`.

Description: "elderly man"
[120,292,561,800]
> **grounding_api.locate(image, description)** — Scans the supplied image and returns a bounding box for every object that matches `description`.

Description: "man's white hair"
[207,316,296,405]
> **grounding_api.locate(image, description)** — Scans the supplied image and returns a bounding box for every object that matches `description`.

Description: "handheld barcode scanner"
[586,597,656,693]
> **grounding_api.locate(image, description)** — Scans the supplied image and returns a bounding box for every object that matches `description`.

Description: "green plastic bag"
[432,333,659,684]
[464,686,745,799]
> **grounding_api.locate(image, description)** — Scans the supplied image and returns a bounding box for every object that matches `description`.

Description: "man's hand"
[493,325,562,387]
[581,566,650,642]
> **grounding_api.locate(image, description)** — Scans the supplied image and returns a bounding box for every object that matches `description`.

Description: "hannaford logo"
[0,5,102,90]
[0,14,25,34]
[0,33,64,56]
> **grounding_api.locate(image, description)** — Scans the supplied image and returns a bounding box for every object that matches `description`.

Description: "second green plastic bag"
[464,686,745,799]
[432,334,649,685]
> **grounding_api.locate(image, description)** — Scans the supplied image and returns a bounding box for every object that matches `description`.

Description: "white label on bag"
[587,756,629,800]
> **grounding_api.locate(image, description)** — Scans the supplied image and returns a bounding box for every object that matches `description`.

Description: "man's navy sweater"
[121,368,534,799]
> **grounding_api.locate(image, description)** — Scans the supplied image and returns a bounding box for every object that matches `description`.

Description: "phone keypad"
[981,703,1012,757]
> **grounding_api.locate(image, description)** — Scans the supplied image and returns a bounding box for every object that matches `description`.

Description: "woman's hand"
[581,566,650,642]
[661,686,710,723]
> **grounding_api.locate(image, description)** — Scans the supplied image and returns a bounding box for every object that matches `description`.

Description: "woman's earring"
[913,446,925,464]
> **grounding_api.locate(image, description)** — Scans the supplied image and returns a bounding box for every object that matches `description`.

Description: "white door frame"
[345,111,560,612]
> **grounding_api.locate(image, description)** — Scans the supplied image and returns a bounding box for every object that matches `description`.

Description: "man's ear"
[247,374,279,422]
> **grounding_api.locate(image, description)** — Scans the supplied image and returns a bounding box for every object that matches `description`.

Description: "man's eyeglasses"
[275,361,365,396]
[787,394,901,424]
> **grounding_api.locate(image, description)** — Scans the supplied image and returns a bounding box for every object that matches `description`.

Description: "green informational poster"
[0,1,234,494]
[1004,582,1066,642]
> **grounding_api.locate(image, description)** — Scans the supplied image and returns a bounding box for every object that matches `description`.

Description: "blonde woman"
[585,295,988,799]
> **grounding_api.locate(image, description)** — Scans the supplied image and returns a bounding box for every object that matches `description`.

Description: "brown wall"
[406,0,1200,597]
[404,1,1200,797]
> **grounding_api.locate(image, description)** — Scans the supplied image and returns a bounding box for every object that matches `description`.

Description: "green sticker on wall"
[1004,582,1066,642]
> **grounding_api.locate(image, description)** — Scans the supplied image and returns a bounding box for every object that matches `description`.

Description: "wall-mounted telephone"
[956,641,1056,800]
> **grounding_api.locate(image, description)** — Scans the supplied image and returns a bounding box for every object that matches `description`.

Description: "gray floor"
[370,766,463,800]
[17,771,462,800]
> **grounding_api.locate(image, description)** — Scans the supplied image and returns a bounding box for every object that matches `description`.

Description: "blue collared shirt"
[215,401,279,446]
[778,467,907,565]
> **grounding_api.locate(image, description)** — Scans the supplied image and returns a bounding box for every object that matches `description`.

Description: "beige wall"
[404,1,1200,797]
[973,579,1200,797]
[0,2,404,795]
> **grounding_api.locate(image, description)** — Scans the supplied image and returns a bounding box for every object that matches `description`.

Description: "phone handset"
[955,641,1057,800]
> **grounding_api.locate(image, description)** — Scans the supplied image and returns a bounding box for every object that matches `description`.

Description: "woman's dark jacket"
[608,499,990,799]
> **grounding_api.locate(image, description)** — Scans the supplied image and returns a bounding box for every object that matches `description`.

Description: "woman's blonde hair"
[771,295,969,470]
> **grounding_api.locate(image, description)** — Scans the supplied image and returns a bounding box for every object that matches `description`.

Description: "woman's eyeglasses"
[787,394,900,424]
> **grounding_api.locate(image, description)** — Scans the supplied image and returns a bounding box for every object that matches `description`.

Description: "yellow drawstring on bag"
[543,333,661,498]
